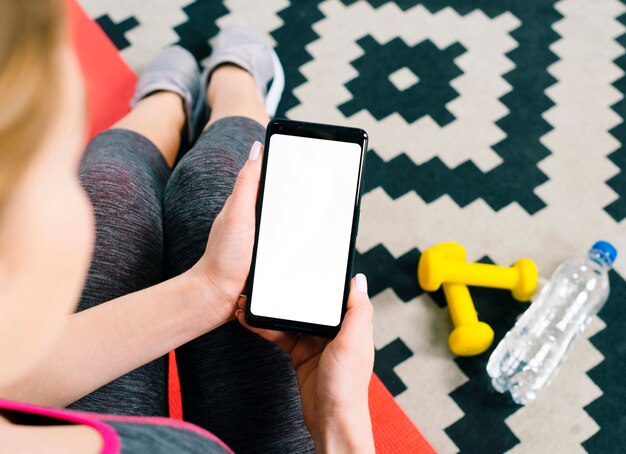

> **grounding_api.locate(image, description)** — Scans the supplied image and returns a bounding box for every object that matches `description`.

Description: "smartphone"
[245,119,368,338]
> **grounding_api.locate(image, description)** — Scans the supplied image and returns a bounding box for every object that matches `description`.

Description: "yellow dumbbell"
[418,242,538,302]
[417,242,494,355]
[443,283,494,356]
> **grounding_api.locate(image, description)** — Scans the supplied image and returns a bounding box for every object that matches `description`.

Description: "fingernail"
[249,141,262,160]
[355,273,368,294]
[235,309,243,317]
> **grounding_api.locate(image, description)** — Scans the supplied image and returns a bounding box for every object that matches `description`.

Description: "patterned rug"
[79,1,626,452]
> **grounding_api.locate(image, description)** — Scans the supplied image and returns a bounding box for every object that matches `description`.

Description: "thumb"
[334,274,374,349]
[226,140,264,214]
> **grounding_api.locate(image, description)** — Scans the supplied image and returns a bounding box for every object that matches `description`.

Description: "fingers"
[234,272,373,363]
[225,141,264,215]
[235,295,301,353]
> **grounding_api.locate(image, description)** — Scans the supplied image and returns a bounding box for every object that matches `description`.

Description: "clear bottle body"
[486,251,611,404]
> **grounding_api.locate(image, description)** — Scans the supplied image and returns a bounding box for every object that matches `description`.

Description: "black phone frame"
[244,118,368,338]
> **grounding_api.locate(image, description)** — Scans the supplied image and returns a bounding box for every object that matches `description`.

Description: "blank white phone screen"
[250,134,362,327]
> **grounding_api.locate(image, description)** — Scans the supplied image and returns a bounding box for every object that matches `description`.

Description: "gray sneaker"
[131,45,204,150]
[202,24,285,117]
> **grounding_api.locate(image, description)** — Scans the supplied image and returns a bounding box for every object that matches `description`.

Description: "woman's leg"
[163,66,314,452]
[69,93,184,416]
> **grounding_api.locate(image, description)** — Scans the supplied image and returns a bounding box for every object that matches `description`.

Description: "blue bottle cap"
[591,241,617,265]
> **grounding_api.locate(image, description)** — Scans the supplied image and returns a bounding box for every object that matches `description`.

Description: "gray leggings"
[70,117,314,453]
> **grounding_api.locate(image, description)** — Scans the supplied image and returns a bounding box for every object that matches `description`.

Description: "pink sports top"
[0,398,232,453]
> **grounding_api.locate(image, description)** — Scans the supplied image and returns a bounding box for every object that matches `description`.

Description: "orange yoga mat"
[67,0,136,139]
[68,2,434,452]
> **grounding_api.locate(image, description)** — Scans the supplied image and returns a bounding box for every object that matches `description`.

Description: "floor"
[79,0,626,452]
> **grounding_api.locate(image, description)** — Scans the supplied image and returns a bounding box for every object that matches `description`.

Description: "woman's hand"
[236,275,376,453]
[190,141,263,317]
[193,139,375,450]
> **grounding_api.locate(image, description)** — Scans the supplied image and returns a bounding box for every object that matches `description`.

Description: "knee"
[80,149,165,236]
[80,152,141,202]
[79,130,169,206]
[164,145,244,208]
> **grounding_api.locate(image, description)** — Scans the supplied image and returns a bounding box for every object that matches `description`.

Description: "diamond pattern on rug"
[339,36,465,126]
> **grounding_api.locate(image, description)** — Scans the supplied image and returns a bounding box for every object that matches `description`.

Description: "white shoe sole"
[265,47,285,118]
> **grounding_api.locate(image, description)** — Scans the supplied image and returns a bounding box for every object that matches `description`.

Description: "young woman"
[0,0,375,452]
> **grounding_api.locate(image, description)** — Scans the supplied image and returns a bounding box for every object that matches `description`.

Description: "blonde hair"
[0,0,65,207]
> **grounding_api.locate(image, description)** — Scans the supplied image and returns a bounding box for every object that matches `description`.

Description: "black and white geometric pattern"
[80,0,626,451]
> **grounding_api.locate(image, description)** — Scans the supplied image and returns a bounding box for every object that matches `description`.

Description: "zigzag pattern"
[354,244,422,302]
[342,0,420,12]
[95,14,139,51]
[374,338,414,396]
[216,0,288,43]
[174,0,229,62]
[606,11,626,222]
[362,149,515,208]
[270,1,326,117]
[583,271,626,450]
[585,11,626,447]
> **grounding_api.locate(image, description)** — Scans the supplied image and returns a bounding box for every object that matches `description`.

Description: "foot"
[132,45,204,149]
[202,24,285,117]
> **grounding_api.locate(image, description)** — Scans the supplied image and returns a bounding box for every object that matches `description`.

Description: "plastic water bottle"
[486,241,617,405]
